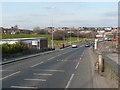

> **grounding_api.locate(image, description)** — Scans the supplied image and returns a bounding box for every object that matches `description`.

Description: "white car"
[72,44,77,48]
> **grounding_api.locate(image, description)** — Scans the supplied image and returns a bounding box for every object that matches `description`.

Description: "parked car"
[72,44,77,48]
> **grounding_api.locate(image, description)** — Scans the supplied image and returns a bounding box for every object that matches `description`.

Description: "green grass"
[2,34,94,47]
[2,34,51,39]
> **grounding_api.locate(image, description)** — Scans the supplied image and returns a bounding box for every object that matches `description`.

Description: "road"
[1,43,98,89]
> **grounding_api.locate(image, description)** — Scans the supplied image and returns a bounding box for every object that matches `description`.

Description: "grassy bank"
[2,34,94,47]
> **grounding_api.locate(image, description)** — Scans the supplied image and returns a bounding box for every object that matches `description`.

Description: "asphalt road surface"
[2,43,96,89]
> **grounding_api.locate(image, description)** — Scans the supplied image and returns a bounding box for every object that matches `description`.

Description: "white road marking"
[33,73,52,76]
[11,86,37,89]
[31,61,44,68]
[24,79,46,82]
[65,73,75,88]
[83,52,84,55]
[81,54,83,57]
[0,71,21,80]
[75,62,79,69]
[80,58,82,60]
[57,54,62,56]
[48,57,55,60]
[34,69,65,72]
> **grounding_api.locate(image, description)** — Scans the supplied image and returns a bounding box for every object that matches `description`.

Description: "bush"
[2,43,28,54]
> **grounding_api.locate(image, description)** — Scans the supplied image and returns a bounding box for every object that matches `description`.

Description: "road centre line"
[48,57,55,60]
[33,73,52,76]
[31,61,44,68]
[24,79,46,82]
[80,58,82,60]
[11,86,37,89]
[34,69,65,72]
[65,73,75,88]
[0,71,21,80]
[75,62,80,69]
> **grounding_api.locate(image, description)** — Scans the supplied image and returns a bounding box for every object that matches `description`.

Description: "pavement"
[1,43,112,89]
[89,47,113,88]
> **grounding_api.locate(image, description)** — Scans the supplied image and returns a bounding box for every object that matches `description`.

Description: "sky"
[1,2,118,29]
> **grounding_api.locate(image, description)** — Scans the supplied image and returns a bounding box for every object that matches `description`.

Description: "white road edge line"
[24,79,46,82]
[48,57,55,60]
[75,62,80,69]
[33,73,52,76]
[11,86,37,89]
[66,73,75,88]
[31,61,44,68]
[0,71,21,80]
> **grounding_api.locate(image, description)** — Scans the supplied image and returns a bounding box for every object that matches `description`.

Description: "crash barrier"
[94,51,119,88]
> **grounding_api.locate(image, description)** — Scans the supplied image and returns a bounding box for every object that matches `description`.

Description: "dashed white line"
[11,86,37,89]
[81,52,84,57]
[80,58,82,60]
[65,73,75,88]
[0,71,21,80]
[83,52,84,55]
[24,79,46,82]
[57,54,62,56]
[33,73,52,76]
[31,61,44,68]
[75,62,80,69]
[34,69,65,72]
[48,57,55,60]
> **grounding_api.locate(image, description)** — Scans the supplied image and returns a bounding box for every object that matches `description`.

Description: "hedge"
[2,43,28,54]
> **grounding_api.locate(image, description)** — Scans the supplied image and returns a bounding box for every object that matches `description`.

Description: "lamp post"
[51,27,54,49]
[51,7,55,49]
[70,29,72,45]
[77,28,79,42]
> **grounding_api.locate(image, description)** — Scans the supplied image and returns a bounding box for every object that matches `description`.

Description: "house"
[1,27,33,34]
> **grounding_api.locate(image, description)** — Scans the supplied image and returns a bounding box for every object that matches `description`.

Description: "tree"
[53,30,64,40]
[33,27,41,34]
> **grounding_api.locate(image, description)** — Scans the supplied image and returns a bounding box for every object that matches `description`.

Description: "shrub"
[2,43,28,54]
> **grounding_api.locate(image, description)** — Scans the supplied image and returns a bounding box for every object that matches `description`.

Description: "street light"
[51,27,54,49]
[70,28,72,45]
[77,28,79,42]
[51,6,55,49]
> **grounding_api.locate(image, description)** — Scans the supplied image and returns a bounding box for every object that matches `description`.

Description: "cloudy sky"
[1,1,118,29]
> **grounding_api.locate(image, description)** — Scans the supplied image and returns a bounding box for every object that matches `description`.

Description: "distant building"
[1,27,33,34]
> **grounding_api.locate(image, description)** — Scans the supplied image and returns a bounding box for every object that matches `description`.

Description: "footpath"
[89,47,113,88]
